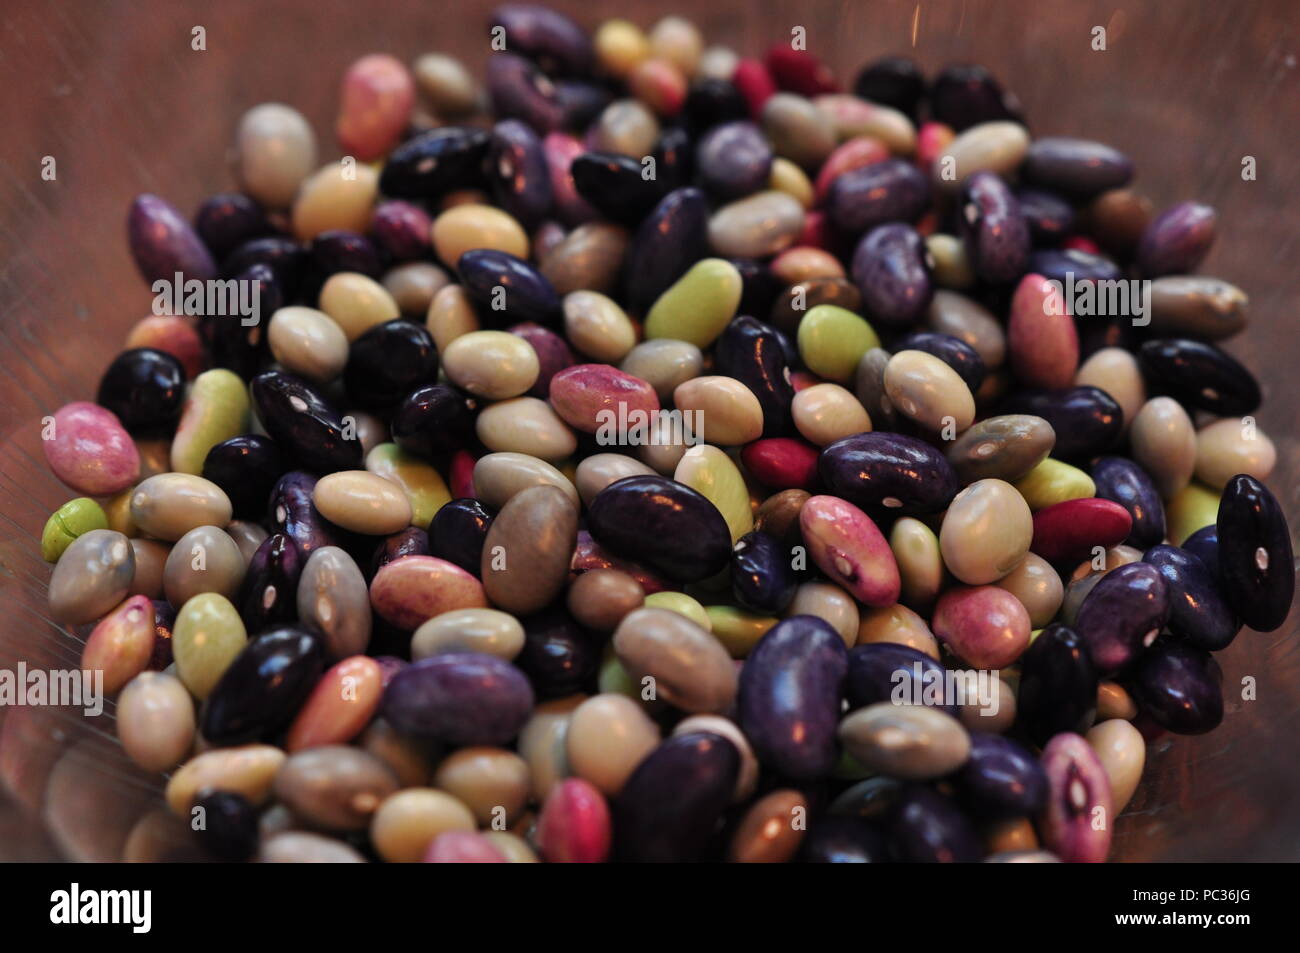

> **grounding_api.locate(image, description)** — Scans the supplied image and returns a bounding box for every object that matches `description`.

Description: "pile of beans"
[38,5,1294,863]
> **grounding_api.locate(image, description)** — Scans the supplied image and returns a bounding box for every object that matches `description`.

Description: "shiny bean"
[1091,456,1166,548]
[163,524,246,605]
[954,733,1048,819]
[850,223,933,327]
[44,402,140,496]
[1017,623,1097,746]
[819,431,959,515]
[1216,474,1295,632]
[612,607,736,714]
[565,694,660,796]
[993,553,1063,628]
[1040,732,1113,863]
[173,593,248,699]
[472,452,578,509]
[1074,562,1169,674]
[116,671,195,771]
[1007,274,1078,389]
[201,627,324,745]
[370,555,487,630]
[800,495,900,607]
[932,585,1030,669]
[1132,640,1224,734]
[166,745,285,814]
[946,414,1054,484]
[274,745,399,831]
[297,546,372,660]
[1129,396,1197,499]
[838,704,971,780]
[1194,417,1276,489]
[939,479,1032,584]
[1086,719,1144,812]
[48,529,135,624]
[707,190,805,259]
[587,475,731,582]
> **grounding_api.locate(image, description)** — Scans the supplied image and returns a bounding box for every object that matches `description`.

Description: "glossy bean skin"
[798,815,889,863]
[96,348,186,433]
[1075,563,1170,675]
[827,158,930,238]
[116,672,195,772]
[481,485,578,615]
[625,188,712,315]
[1136,201,1216,277]
[954,734,1048,820]
[390,384,478,460]
[713,315,795,437]
[44,402,141,497]
[587,475,732,582]
[800,495,901,607]
[737,615,848,779]
[613,732,739,862]
[731,530,796,614]
[1137,339,1260,416]
[846,642,957,718]
[571,151,667,224]
[202,435,285,521]
[47,529,136,624]
[1142,545,1239,650]
[819,432,959,516]
[1022,137,1133,198]
[945,414,1054,484]
[343,320,440,412]
[369,555,488,630]
[236,533,303,632]
[200,627,325,745]
[1216,474,1295,632]
[268,471,338,556]
[382,652,533,745]
[536,777,612,863]
[458,249,562,326]
[892,331,985,392]
[1017,623,1098,747]
[695,121,772,200]
[998,386,1123,460]
[612,607,737,714]
[850,223,933,328]
[931,585,1030,669]
[1090,456,1166,549]
[1181,525,1221,579]
[1147,275,1248,341]
[959,172,1029,284]
[1040,733,1113,863]
[428,498,494,576]
[488,119,553,230]
[128,193,217,284]
[886,784,983,863]
[378,126,490,199]
[1017,188,1075,244]
[1132,639,1224,734]
[1027,247,1122,285]
[516,607,601,699]
[251,371,362,474]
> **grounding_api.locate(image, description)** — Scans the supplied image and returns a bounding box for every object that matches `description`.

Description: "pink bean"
[1040,732,1114,863]
[336,54,415,162]
[799,495,900,607]
[82,595,156,695]
[915,121,955,169]
[536,777,612,863]
[423,831,508,863]
[931,585,1030,668]
[369,555,487,630]
[1008,273,1079,389]
[543,132,599,226]
[548,364,659,435]
[44,401,141,495]
[125,314,205,378]
[765,44,838,97]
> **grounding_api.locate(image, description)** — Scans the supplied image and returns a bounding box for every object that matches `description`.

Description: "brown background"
[0,0,1296,861]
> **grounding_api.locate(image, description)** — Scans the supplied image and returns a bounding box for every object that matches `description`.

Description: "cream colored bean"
[620,339,704,400]
[432,747,530,826]
[412,608,525,661]
[224,520,268,566]
[1194,417,1276,489]
[957,673,1017,735]
[565,694,660,795]
[787,581,859,647]
[163,524,246,605]
[592,99,660,157]
[312,471,412,535]
[933,120,1030,191]
[993,552,1063,628]
[267,306,350,383]
[792,382,872,446]
[890,517,945,611]
[540,222,630,296]
[425,283,480,350]
[638,435,688,475]
[564,291,638,362]
[940,479,1033,584]
[1129,396,1198,499]
[234,103,317,209]
[258,831,368,863]
[672,376,764,446]
[116,672,196,772]
[518,695,585,801]
[612,608,737,713]
[350,410,388,457]
[130,474,232,541]
[413,53,482,117]
[884,349,976,432]
[369,788,476,863]
[838,704,971,780]
[431,204,529,264]
[707,190,805,259]
[472,452,579,508]
[165,745,285,814]
[1075,348,1145,435]
[442,330,540,399]
[476,396,576,461]
[293,162,378,240]
[383,262,450,315]
[673,715,758,801]
[855,603,941,660]
[318,272,401,341]
[574,453,656,507]
[1086,719,1145,812]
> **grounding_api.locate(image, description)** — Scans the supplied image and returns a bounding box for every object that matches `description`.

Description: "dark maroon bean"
[486,53,567,134]
[1075,562,1170,675]
[731,530,796,614]
[488,119,554,230]
[696,121,773,201]
[200,627,324,745]
[1016,623,1097,747]
[96,347,186,433]
[624,188,710,316]
[1137,338,1261,416]
[732,258,781,325]
[202,434,285,520]
[343,319,440,412]
[959,171,1029,285]
[1136,201,1216,277]
[850,223,933,327]
[149,599,176,671]
[1077,315,1136,362]
[306,230,383,293]
[614,732,739,862]
[379,126,491,200]
[929,65,1022,131]
[587,475,732,582]
[427,498,494,574]
[269,472,339,556]
[570,152,667,224]
[737,615,848,779]
[570,530,672,593]
[652,126,693,193]
[713,315,795,437]
[509,322,576,399]
[893,331,985,391]
[237,533,303,632]
[489,4,592,75]
[516,607,600,699]
[828,158,930,239]
[846,642,957,718]
[819,432,960,516]
[682,79,750,137]
[1090,456,1166,549]
[1028,247,1123,285]
[885,783,983,862]
[128,193,217,285]
[797,816,890,863]
[1022,137,1134,199]
[1131,639,1224,734]
[221,236,307,294]
[382,652,534,744]
[997,386,1122,459]
[853,56,925,121]
[1217,474,1295,632]
[370,527,429,580]
[370,200,433,262]
[203,263,280,379]
[1016,188,1075,244]
[458,248,561,325]
[953,734,1048,820]
[555,79,613,130]
[251,371,363,474]
[192,790,259,862]
[390,384,478,459]
[1143,545,1239,651]
[194,192,273,262]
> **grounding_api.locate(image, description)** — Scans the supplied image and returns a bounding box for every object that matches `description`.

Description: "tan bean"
[612,607,737,713]
[476,396,576,461]
[274,745,400,831]
[267,306,349,383]
[993,552,1063,628]
[165,745,285,814]
[130,474,232,541]
[574,453,655,507]
[770,246,844,284]
[258,831,368,863]
[431,204,529,264]
[1086,719,1145,812]
[369,788,476,862]
[224,521,268,567]
[855,603,941,660]
[1096,681,1139,721]
[884,349,976,432]
[48,529,135,624]
[541,223,630,296]
[1129,396,1197,499]
[383,261,449,315]
[672,375,764,446]
[728,789,806,863]
[1075,348,1145,435]
[708,189,805,258]
[412,608,525,661]
[128,538,169,598]
[483,830,539,863]
[297,546,372,660]
[565,694,660,795]
[425,283,480,350]
[838,703,971,780]
[293,161,378,241]
[940,479,1033,584]
[933,120,1030,191]
[1194,417,1276,488]
[116,672,195,771]
[926,234,975,289]
[163,524,246,605]
[927,290,1005,368]
[517,695,585,801]
[442,330,540,399]
[787,581,859,647]
[432,747,531,826]
[754,488,810,543]
[318,272,401,341]
[481,485,578,614]
[985,818,1039,855]
[312,470,412,535]
[620,339,704,400]
[592,98,659,157]
[413,53,482,117]
[234,103,318,209]
[562,290,638,362]
[957,673,1017,735]
[792,382,872,446]
[566,568,645,632]
[472,452,579,508]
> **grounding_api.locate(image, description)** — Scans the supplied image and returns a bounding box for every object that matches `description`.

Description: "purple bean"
[846,642,957,717]
[382,652,534,744]
[819,431,959,516]
[252,371,364,474]
[194,192,273,262]
[1090,456,1165,549]
[1143,545,1240,650]
[489,4,593,75]
[953,734,1048,819]
[1016,623,1097,747]
[713,315,795,437]
[570,152,667,224]
[378,126,491,199]
[624,187,710,316]
[959,171,1030,284]
[128,193,217,285]
[998,386,1122,460]
[488,119,554,230]
[730,530,796,614]
[1216,474,1295,632]
[851,223,934,327]
[696,121,772,201]
[486,53,567,134]
[587,475,732,582]
[885,783,983,862]
[1040,732,1112,863]
[1137,338,1261,416]
[1022,137,1134,198]
[827,158,930,238]
[797,816,890,863]
[458,248,562,326]
[1075,562,1170,675]
[237,532,303,632]
[1131,639,1224,734]
[1136,201,1216,277]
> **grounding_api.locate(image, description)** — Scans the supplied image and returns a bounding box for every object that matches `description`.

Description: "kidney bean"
[999,386,1122,460]
[537,778,612,863]
[1073,562,1170,675]
[1146,275,1248,341]
[390,384,478,459]
[201,435,283,521]
[1040,732,1113,863]
[713,315,796,437]
[959,171,1029,284]
[850,223,933,327]
[382,652,532,744]
[1137,338,1261,416]
[1143,546,1238,652]
[587,475,731,582]
[799,495,900,607]
[839,703,970,780]
[44,402,140,496]
[845,642,953,715]
[251,371,362,474]
[236,532,302,632]
[570,151,666,225]
[940,478,1033,585]
[130,473,233,541]
[954,733,1048,819]
[1132,638,1225,735]
[127,193,217,285]
[612,607,737,713]
[265,471,333,557]
[819,431,959,516]
[624,188,711,315]
[458,248,562,325]
[931,585,1030,669]
[199,627,324,745]
[369,555,487,630]
[1016,187,1074,244]
[379,126,490,199]
[1031,497,1133,566]
[296,546,372,660]
[515,606,600,698]
[96,348,186,434]
[694,121,772,201]
[1136,201,1216,277]
[730,530,796,614]
[886,783,982,862]
[1216,474,1295,632]
[116,672,194,772]
[481,485,577,614]
[1007,273,1078,389]
[852,55,924,119]
[1022,137,1133,198]
[826,158,929,238]
[342,320,439,412]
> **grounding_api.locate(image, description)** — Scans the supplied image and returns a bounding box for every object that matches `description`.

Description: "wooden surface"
[0,0,1297,861]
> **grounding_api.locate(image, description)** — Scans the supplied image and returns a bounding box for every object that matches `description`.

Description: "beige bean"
[1075,347,1145,435]
[564,291,638,362]
[728,789,806,863]
[1129,396,1197,499]
[163,524,246,605]
[293,161,378,241]
[383,261,450,315]
[224,520,269,566]
[638,430,689,474]
[442,330,540,399]
[884,349,975,432]
[234,103,318,209]
[672,375,764,446]
[565,694,661,795]
[432,747,530,826]
[130,474,232,541]
[165,745,286,814]
[412,608,525,661]
[792,382,872,446]
[413,53,482,117]
[574,453,656,507]
[1086,719,1145,812]
[838,703,971,780]
[48,529,135,625]
[369,788,476,862]
[957,673,1017,735]
[298,546,372,660]
[481,485,578,614]
[128,537,169,598]
[591,98,660,157]
[476,396,576,461]
[787,581,859,647]
[425,283,480,350]
[708,190,805,259]
[620,339,704,400]
[673,715,758,801]
[855,603,941,659]
[1097,681,1139,721]
[933,120,1030,191]
[267,306,350,383]
[890,517,945,611]
[1194,417,1276,489]
[472,452,579,508]
[993,552,1063,628]
[566,569,645,632]
[541,223,630,296]
[612,607,737,714]
[940,479,1033,584]
[431,204,529,264]
[483,830,539,863]
[116,672,195,772]
[273,745,400,831]
[318,272,401,341]
[927,291,1005,368]
[926,234,976,290]
[518,695,585,801]
[771,247,844,284]
[258,831,368,863]
[312,471,412,535]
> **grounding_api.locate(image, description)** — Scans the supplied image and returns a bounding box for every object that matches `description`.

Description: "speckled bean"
[297,546,372,660]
